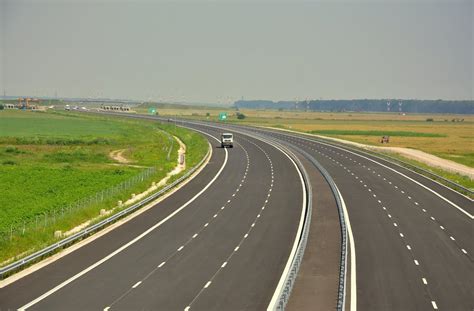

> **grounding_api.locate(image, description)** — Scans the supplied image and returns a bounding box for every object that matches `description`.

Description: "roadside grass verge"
[263,119,473,169]
[375,151,474,196]
[270,126,474,195]
[0,110,208,264]
[307,129,445,137]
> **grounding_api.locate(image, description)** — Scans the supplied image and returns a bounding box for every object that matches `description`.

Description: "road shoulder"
[286,155,341,310]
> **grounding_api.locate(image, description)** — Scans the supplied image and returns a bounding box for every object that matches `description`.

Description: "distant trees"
[234,99,474,114]
[236,112,246,119]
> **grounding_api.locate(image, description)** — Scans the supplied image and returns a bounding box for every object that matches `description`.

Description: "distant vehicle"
[65,105,70,111]
[221,133,233,148]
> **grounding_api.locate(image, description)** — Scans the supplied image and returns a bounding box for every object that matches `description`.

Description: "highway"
[1,116,473,311]
[235,125,473,310]
[0,124,306,310]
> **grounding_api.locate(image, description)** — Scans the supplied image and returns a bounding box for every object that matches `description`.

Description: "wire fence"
[0,167,156,242]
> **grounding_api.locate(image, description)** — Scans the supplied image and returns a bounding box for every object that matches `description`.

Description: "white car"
[221,133,233,148]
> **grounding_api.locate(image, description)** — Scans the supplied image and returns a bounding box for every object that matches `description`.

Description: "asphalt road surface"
[235,125,473,311]
[0,124,305,311]
[1,116,472,311]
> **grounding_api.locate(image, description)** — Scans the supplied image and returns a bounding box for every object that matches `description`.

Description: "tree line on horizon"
[233,99,474,114]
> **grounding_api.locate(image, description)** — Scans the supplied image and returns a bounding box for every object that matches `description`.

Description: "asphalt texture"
[286,153,341,310]
[246,127,473,311]
[0,124,305,311]
[2,116,472,311]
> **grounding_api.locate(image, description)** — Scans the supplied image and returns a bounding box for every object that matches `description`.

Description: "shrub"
[426,118,434,122]
[236,112,246,120]
[5,146,19,153]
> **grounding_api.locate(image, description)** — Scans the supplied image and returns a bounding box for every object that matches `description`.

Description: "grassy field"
[0,110,208,263]
[146,107,473,169]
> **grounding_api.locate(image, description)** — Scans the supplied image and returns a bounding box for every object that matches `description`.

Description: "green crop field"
[145,107,473,168]
[138,106,473,190]
[307,129,445,138]
[0,110,208,263]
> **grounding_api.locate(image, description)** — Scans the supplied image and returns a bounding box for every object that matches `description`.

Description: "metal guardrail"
[265,139,312,311]
[244,131,347,311]
[211,124,346,311]
[0,143,211,279]
[264,128,473,197]
[348,145,473,195]
[186,122,349,310]
[283,143,348,311]
[78,114,347,309]
[168,120,317,310]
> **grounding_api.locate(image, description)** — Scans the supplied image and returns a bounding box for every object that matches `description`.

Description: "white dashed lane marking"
[277,132,472,310]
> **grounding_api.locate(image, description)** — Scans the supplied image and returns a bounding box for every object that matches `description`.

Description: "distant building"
[100,105,130,112]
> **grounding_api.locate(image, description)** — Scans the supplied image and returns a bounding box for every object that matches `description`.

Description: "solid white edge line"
[269,128,473,219]
[326,142,472,218]
[267,143,307,311]
[335,185,357,311]
[0,141,213,290]
[18,134,229,311]
[267,127,473,203]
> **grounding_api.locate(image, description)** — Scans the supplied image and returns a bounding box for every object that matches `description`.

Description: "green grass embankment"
[0,110,208,263]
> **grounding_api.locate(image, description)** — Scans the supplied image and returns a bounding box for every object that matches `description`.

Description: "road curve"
[0,123,306,311]
[229,124,473,311]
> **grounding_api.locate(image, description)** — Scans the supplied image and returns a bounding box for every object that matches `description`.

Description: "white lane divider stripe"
[18,139,229,311]
[132,281,142,289]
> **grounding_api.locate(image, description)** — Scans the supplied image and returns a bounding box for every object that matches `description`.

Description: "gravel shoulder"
[268,127,474,180]
[321,137,474,180]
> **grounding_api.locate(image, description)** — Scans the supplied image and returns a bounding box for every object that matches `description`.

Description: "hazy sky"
[1,0,472,103]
